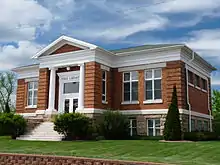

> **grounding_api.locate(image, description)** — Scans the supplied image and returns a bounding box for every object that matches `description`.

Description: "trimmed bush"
[99,111,130,140]
[0,113,27,139]
[163,86,182,141]
[54,113,92,140]
[184,132,218,141]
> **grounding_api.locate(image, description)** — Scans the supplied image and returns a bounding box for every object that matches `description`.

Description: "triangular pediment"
[32,35,97,58]
[50,44,82,55]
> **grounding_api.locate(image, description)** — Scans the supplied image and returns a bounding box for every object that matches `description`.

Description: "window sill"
[202,89,207,93]
[189,83,194,87]
[195,86,201,90]
[121,101,139,105]
[102,101,108,104]
[143,99,163,104]
[25,105,37,109]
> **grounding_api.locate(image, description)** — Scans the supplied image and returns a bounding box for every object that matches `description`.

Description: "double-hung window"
[145,69,162,103]
[129,118,137,136]
[195,74,200,88]
[147,119,160,136]
[27,81,38,107]
[191,119,196,131]
[201,78,207,91]
[123,71,138,102]
[102,71,107,103]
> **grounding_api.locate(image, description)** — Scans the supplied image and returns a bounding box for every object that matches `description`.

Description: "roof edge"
[12,64,39,72]
[32,35,98,59]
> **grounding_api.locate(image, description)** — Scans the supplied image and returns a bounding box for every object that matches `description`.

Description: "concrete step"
[17,122,64,141]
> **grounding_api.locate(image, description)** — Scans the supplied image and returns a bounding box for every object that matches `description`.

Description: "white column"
[77,63,85,111]
[46,67,57,114]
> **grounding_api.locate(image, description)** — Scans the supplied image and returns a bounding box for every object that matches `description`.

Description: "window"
[129,118,137,136]
[191,119,196,131]
[204,121,209,131]
[145,69,162,101]
[102,71,107,102]
[201,78,207,91]
[147,119,160,136]
[195,75,200,87]
[197,120,202,131]
[188,71,193,84]
[123,71,138,102]
[63,82,79,94]
[27,81,38,107]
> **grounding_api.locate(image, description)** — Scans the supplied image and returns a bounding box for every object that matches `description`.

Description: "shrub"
[184,132,218,141]
[0,113,27,139]
[163,86,182,141]
[54,113,92,140]
[213,113,220,136]
[99,111,130,140]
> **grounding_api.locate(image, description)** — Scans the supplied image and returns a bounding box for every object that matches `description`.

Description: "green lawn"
[0,137,220,165]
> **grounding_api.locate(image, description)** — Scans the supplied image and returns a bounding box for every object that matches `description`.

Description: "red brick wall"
[111,61,187,111]
[0,153,164,165]
[16,79,37,113]
[16,79,25,113]
[50,44,82,55]
[84,62,112,109]
[37,68,49,110]
[188,75,210,115]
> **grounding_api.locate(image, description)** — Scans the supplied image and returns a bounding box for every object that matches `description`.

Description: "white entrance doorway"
[58,71,80,113]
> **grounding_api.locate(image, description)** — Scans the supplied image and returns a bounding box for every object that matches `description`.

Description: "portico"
[45,63,85,115]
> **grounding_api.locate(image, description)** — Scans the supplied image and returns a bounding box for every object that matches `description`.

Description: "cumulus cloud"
[0,41,42,70]
[0,0,52,42]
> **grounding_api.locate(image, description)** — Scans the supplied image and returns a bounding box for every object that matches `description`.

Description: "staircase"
[17,122,64,141]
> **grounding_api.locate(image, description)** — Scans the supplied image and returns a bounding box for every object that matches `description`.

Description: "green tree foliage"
[212,90,220,116]
[54,113,92,140]
[0,113,27,139]
[0,72,16,113]
[212,90,220,135]
[100,111,130,140]
[163,86,182,141]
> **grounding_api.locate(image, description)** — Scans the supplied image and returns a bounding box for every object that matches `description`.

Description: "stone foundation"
[134,113,211,136]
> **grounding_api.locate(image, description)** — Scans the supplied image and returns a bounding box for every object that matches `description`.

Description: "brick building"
[13,36,216,136]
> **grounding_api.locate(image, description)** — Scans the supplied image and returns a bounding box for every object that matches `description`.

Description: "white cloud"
[0,0,52,42]
[0,41,43,70]
[151,0,220,14]
[75,15,168,40]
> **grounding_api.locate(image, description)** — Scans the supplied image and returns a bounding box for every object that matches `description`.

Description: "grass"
[0,136,220,165]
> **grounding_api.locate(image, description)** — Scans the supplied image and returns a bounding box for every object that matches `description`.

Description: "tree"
[212,90,220,116]
[163,85,182,141]
[212,90,220,135]
[0,72,16,113]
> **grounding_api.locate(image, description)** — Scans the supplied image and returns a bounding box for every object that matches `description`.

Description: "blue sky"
[0,0,220,89]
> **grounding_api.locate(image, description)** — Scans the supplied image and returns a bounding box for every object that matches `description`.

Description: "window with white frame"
[203,121,208,131]
[129,118,137,136]
[123,71,138,102]
[145,69,162,101]
[191,119,196,131]
[147,119,160,136]
[197,120,202,131]
[102,71,107,102]
[27,81,38,107]
[195,74,200,88]
[201,78,207,91]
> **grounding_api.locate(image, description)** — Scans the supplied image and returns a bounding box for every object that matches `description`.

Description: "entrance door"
[63,97,78,113]
[58,71,80,114]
